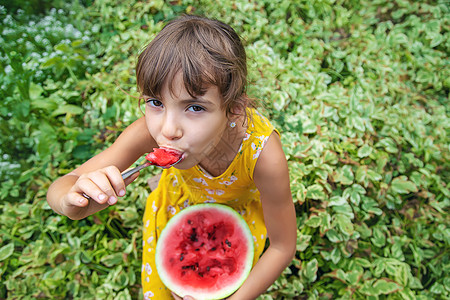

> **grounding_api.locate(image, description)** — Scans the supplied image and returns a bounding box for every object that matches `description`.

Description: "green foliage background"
[0,0,448,299]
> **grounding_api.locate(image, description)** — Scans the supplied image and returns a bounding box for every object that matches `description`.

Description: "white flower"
[253,149,262,160]
[144,291,154,299]
[193,177,208,186]
[167,205,176,215]
[205,196,216,203]
[145,263,152,275]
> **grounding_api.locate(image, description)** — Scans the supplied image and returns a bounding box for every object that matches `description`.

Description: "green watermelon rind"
[155,203,254,300]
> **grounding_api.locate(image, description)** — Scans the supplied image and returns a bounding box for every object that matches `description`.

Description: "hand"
[60,166,139,219]
[171,292,196,300]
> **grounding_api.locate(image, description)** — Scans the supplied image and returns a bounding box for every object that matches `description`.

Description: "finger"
[65,191,91,207]
[75,176,109,204]
[171,292,182,300]
[103,166,127,197]
[86,168,125,205]
[85,171,118,203]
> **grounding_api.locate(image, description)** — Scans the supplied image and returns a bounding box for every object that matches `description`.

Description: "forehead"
[159,72,222,106]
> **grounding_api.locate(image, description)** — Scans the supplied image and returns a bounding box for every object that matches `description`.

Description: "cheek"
[194,121,226,149]
[145,115,160,138]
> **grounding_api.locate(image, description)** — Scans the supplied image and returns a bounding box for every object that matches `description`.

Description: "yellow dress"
[141,108,277,299]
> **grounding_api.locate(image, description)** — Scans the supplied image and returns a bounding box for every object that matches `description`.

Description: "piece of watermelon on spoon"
[145,147,183,168]
[121,148,183,180]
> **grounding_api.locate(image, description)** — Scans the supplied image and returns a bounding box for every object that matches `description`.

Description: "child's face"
[144,72,229,169]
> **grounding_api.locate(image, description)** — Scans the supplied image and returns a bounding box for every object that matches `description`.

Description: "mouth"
[146,147,185,168]
[159,146,185,166]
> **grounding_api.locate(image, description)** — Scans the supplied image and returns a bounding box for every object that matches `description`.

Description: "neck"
[198,116,247,177]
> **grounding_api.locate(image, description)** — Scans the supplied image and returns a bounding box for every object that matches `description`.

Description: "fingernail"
[118,189,125,197]
[108,196,117,205]
[98,194,106,201]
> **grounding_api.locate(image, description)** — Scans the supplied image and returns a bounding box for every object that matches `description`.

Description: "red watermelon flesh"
[156,204,254,300]
[145,148,183,167]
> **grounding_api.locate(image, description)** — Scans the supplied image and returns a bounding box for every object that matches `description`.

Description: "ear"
[229,96,248,116]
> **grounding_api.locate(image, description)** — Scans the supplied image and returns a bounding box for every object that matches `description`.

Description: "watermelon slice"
[156,204,254,300]
[145,148,183,168]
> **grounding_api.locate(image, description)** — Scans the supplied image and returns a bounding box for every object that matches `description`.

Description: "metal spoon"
[121,155,183,179]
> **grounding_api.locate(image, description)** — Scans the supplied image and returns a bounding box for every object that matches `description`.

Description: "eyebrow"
[179,97,215,106]
[143,95,217,107]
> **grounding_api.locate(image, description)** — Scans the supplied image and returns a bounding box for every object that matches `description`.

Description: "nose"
[161,111,182,140]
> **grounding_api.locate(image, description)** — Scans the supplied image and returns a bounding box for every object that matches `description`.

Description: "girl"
[47,15,297,299]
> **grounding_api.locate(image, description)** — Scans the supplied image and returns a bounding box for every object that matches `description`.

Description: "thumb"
[183,296,195,300]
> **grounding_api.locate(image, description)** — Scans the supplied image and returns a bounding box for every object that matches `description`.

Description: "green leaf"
[371,227,386,247]
[100,253,124,267]
[51,104,84,117]
[347,269,362,286]
[357,144,373,158]
[336,214,354,236]
[367,169,382,182]
[305,215,321,228]
[372,278,402,295]
[0,243,14,261]
[376,138,398,153]
[296,233,311,252]
[304,258,318,282]
[41,56,62,68]
[390,176,418,194]
[335,165,354,185]
[55,43,71,53]
[306,184,326,200]
[326,229,343,243]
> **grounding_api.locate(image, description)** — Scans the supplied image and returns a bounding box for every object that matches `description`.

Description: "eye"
[188,105,205,112]
[146,98,163,108]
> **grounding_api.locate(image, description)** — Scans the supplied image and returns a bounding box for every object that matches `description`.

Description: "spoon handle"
[121,162,151,180]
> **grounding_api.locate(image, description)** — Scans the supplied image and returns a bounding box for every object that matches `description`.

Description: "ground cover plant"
[0,0,448,299]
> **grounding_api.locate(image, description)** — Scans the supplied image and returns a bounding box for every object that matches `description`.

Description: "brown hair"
[136,15,249,117]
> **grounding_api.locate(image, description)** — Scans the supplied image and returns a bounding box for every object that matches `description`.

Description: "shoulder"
[253,131,288,188]
[246,108,277,135]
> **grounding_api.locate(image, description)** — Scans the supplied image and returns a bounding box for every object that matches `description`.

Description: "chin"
[171,160,196,170]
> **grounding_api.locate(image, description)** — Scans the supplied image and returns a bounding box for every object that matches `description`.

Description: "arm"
[229,131,297,299]
[46,117,157,220]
